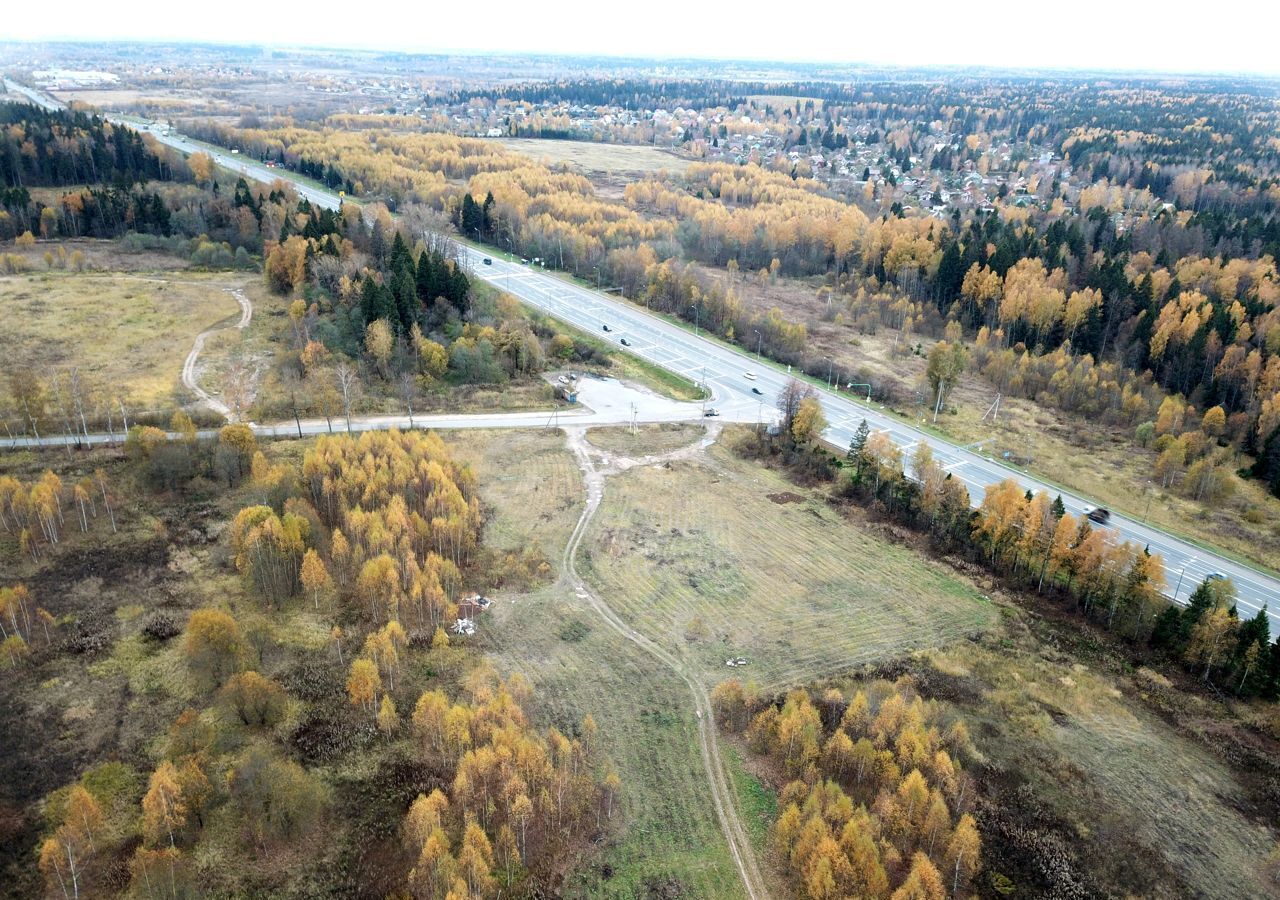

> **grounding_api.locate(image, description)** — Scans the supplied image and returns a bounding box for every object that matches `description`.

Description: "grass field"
[444,427,746,897]
[442,425,996,894]
[578,441,996,691]
[586,423,706,456]
[920,616,1278,899]
[0,269,250,409]
[745,95,825,113]
[499,138,693,177]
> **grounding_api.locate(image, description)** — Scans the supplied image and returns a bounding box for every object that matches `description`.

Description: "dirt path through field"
[182,287,251,418]
[559,424,770,900]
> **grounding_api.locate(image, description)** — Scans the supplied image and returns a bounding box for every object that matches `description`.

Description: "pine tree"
[1149,604,1183,651]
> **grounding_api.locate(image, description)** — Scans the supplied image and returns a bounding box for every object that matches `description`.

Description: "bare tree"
[398,371,419,429]
[65,368,93,441]
[222,360,254,423]
[95,469,116,533]
[48,371,77,457]
[334,362,359,433]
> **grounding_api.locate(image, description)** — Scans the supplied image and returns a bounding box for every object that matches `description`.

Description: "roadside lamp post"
[824,356,833,389]
[691,304,701,337]
[1174,558,1196,602]
[753,329,763,360]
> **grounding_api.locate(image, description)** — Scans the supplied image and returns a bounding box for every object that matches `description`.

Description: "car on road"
[744,371,757,380]
[1084,506,1111,525]
[704,408,720,417]
[620,338,630,346]
[1207,572,1228,582]
[602,324,611,332]
[482,257,492,265]
[751,387,763,395]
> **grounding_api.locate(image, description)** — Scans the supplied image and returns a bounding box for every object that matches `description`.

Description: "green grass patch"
[723,743,776,856]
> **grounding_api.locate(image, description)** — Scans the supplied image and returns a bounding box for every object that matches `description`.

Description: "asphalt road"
[7,79,1276,630]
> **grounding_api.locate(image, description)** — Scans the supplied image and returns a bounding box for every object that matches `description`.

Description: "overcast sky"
[8,0,1279,77]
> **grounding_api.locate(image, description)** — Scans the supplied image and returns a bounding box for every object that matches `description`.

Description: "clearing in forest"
[452,427,746,897]
[1,269,251,409]
[577,439,995,691]
[498,138,693,177]
[451,425,995,897]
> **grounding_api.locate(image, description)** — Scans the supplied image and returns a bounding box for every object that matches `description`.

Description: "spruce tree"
[1149,605,1182,651]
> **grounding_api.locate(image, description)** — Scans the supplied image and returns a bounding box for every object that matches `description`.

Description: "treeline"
[0,104,175,188]
[713,677,981,899]
[292,155,354,194]
[748,398,1279,702]
[447,78,748,111]
[259,206,616,428]
[391,677,614,898]
[0,184,175,242]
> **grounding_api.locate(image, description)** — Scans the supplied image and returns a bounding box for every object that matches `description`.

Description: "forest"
[184,105,1280,501]
[3,426,614,898]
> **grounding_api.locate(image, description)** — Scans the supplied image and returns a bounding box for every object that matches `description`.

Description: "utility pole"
[1174,558,1195,602]
[753,329,763,360]
[980,393,1001,424]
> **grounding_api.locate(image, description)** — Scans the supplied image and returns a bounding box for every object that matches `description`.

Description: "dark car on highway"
[1084,507,1111,524]
[752,387,763,395]
[482,257,492,265]
[602,324,611,332]
[620,338,630,346]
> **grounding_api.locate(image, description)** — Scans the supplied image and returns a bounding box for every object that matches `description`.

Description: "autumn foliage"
[715,678,980,899]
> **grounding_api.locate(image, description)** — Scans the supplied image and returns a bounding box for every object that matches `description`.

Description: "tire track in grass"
[181,287,251,418]
[560,426,770,900]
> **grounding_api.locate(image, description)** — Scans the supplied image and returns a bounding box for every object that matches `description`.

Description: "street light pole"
[1174,558,1195,602]
[691,304,700,337]
[825,357,833,389]
[753,329,763,360]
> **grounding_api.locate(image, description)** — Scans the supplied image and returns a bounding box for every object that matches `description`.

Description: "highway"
[6,79,1278,631]
[452,249,1280,630]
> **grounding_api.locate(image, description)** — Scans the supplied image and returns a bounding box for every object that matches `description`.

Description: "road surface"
[7,79,1277,630]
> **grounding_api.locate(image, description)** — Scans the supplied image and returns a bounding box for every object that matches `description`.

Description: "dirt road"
[181,287,251,418]
[560,425,770,900]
